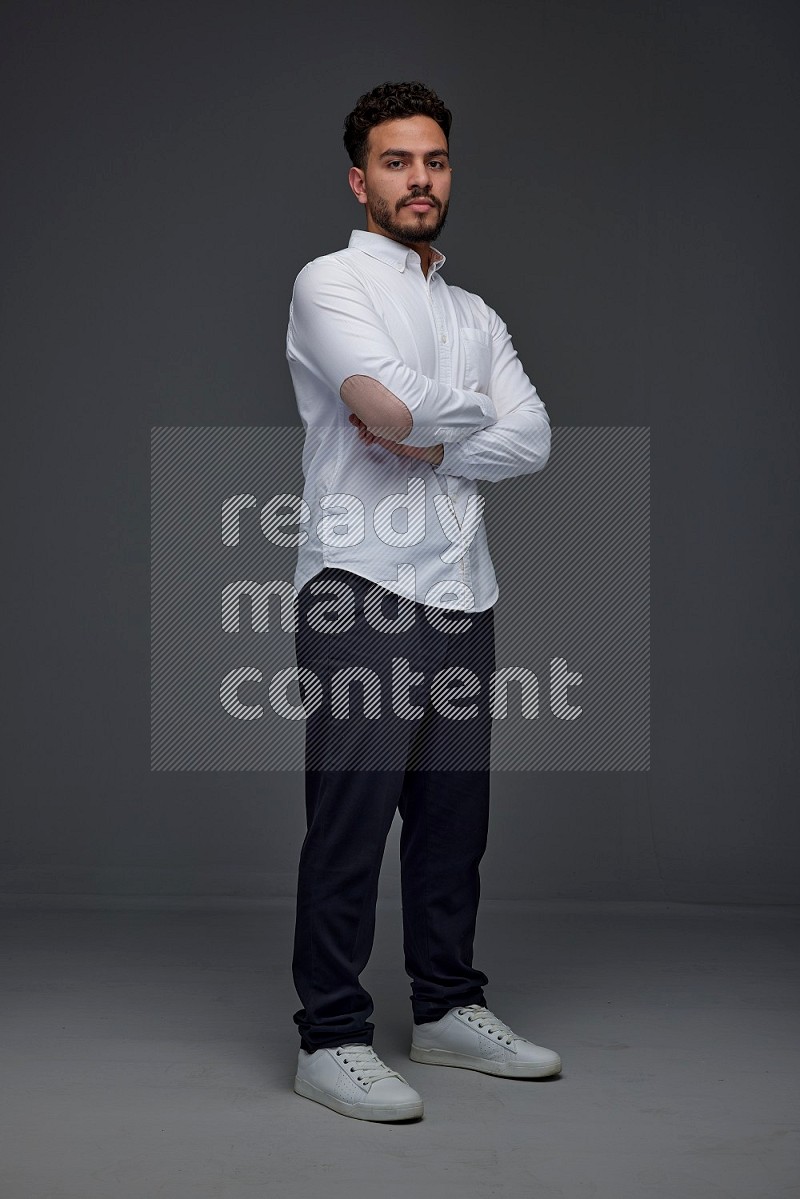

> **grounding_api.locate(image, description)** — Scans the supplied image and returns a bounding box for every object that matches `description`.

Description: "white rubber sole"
[409,1043,562,1078]
[293,1075,424,1121]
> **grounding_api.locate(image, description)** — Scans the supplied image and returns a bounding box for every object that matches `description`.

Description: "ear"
[348,166,367,204]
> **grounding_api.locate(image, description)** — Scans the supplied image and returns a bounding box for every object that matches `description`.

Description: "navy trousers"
[291,567,496,1052]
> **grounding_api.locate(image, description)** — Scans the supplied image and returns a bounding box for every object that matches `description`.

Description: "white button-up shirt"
[285,228,551,611]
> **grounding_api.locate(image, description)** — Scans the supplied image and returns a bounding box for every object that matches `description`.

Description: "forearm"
[340,373,496,446]
[348,412,444,464]
[434,403,551,482]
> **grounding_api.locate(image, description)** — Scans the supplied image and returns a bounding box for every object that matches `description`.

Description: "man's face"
[349,114,452,245]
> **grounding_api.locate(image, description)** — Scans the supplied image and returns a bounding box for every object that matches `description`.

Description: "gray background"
[3,0,798,904]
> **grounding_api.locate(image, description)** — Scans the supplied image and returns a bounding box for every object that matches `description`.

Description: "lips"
[405,199,435,208]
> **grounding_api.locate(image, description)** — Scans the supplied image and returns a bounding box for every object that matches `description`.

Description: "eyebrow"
[378,148,450,160]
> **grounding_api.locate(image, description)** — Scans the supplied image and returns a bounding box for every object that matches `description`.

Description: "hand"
[348,413,444,466]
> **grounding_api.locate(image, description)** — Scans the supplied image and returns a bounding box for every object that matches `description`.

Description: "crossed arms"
[287,258,551,482]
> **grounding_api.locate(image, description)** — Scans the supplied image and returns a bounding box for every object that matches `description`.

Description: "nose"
[406,160,435,191]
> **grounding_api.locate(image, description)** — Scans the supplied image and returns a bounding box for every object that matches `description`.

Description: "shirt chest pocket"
[459,326,492,393]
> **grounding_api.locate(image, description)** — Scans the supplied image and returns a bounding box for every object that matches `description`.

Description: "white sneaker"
[410,1004,562,1078]
[294,1043,424,1121]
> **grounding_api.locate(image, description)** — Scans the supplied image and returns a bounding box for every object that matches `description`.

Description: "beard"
[367,190,449,244]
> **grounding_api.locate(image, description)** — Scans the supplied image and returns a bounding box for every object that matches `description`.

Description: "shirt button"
[441,334,447,343]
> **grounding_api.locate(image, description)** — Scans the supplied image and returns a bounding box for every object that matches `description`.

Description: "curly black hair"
[343,81,452,173]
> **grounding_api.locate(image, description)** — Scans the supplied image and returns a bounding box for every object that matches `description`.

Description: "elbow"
[340,374,413,440]
[527,416,551,474]
[540,421,552,468]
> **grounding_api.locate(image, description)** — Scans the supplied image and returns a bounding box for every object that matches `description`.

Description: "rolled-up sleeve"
[287,259,497,447]
[434,305,551,482]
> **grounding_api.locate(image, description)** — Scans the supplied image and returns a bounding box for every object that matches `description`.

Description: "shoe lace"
[333,1044,404,1084]
[457,1004,517,1046]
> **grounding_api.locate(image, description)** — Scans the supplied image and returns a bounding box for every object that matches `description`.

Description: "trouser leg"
[398,602,496,1024]
[291,569,417,1051]
[292,767,404,1051]
[399,768,491,1023]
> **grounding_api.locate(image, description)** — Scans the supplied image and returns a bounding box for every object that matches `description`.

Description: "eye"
[386,160,447,169]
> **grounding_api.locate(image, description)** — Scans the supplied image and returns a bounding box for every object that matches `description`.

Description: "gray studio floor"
[1,898,798,1199]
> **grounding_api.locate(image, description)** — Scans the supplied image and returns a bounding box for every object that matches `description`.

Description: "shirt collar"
[348,228,446,275]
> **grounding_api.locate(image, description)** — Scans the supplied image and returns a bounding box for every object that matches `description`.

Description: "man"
[285,80,560,1122]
